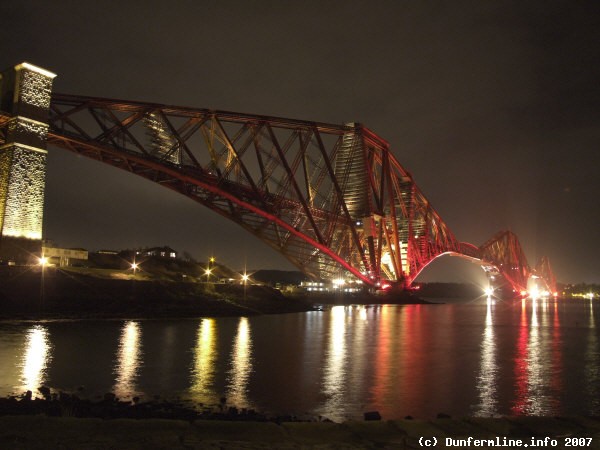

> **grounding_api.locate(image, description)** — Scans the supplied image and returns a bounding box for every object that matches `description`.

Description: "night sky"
[1,1,599,283]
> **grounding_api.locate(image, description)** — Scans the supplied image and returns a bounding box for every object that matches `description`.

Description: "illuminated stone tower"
[0,63,56,263]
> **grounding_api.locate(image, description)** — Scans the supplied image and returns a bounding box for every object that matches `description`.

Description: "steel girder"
[479,230,531,293]
[0,93,553,290]
[534,256,557,295]
[41,94,468,286]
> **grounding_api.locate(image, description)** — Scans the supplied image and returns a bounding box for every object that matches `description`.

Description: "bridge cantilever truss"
[0,90,557,293]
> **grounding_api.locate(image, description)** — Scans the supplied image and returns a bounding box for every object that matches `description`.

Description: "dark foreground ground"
[0,415,599,449]
[0,393,598,449]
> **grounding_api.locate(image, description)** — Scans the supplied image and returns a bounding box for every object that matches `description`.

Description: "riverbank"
[0,414,598,449]
[0,266,312,320]
[0,266,431,320]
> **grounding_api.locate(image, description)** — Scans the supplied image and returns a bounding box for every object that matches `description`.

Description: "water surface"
[0,297,598,421]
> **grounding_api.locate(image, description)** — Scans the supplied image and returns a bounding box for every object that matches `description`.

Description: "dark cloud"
[1,0,598,282]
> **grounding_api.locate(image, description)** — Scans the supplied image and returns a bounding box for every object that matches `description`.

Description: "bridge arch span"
[0,73,556,293]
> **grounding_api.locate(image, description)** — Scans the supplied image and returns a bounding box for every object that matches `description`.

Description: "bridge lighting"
[529,285,540,299]
[484,286,494,296]
[33,84,556,293]
[333,278,345,288]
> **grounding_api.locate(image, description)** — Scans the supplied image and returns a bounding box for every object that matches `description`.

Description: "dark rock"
[364,411,382,421]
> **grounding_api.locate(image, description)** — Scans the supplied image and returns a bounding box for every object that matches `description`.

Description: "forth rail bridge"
[0,62,556,296]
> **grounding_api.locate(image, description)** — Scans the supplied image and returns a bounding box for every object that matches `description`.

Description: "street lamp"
[242,272,249,300]
[205,267,212,283]
[131,261,139,276]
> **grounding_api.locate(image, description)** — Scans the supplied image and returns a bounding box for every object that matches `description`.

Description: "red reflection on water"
[400,305,426,417]
[511,299,528,414]
[511,299,563,415]
[372,305,391,406]
[550,301,562,409]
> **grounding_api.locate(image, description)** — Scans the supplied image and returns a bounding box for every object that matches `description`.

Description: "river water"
[0,297,598,422]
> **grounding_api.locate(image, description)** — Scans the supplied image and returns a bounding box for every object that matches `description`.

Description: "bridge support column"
[0,62,56,264]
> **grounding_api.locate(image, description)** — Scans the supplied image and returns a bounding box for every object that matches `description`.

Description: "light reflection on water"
[585,301,599,412]
[319,306,348,419]
[0,299,599,420]
[511,298,563,415]
[226,317,253,408]
[189,318,217,403]
[473,296,497,415]
[113,321,142,399]
[19,324,51,395]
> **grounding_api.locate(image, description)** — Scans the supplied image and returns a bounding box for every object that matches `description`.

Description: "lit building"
[135,246,177,259]
[301,279,363,293]
[0,63,56,264]
[41,246,88,267]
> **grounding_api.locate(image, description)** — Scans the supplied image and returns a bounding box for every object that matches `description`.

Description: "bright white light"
[333,278,345,286]
[38,256,48,266]
[484,287,494,296]
[131,262,138,270]
[529,285,540,299]
[241,274,249,283]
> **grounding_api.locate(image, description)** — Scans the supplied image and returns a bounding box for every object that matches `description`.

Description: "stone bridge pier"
[0,62,56,264]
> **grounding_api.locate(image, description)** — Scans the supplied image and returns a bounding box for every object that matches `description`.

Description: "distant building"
[301,279,362,293]
[97,249,118,255]
[136,246,177,259]
[42,246,88,267]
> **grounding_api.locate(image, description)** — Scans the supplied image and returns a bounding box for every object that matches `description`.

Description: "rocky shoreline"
[2,389,599,450]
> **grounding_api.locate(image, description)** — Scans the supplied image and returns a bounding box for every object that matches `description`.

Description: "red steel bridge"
[0,64,556,295]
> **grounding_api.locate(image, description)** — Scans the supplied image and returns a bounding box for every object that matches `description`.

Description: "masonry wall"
[0,63,55,264]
